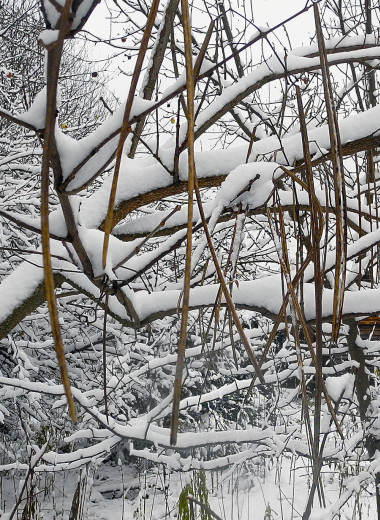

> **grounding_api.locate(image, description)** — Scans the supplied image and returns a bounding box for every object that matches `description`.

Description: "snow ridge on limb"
[41,0,100,35]
[130,279,380,326]
[78,101,380,234]
[49,38,380,195]
[2,218,377,340]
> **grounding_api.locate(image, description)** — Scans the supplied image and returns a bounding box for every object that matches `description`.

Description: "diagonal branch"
[101,0,160,270]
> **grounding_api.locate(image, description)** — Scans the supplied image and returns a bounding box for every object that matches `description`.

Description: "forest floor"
[0,454,376,519]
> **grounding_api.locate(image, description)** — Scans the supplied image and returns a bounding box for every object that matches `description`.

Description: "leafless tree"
[2,0,380,517]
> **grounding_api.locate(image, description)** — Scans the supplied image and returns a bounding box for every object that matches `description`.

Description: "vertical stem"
[170,0,196,446]
[296,86,325,517]
[365,0,376,109]
[314,3,347,345]
[102,293,109,423]
[41,0,76,422]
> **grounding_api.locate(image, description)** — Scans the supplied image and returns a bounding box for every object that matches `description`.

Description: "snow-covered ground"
[0,454,376,519]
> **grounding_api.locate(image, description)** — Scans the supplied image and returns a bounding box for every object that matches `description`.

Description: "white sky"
[85,0,314,98]
[88,0,313,38]
[252,0,313,35]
